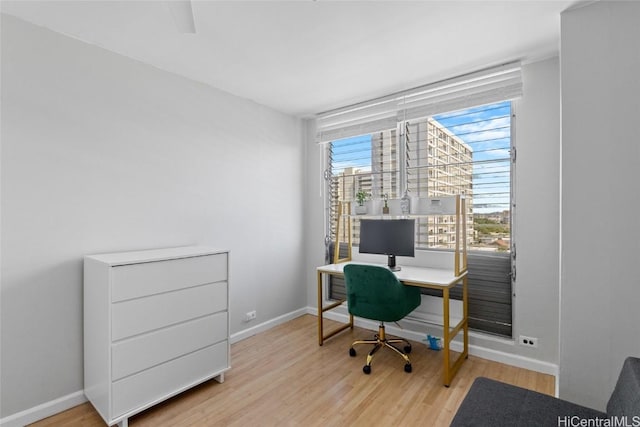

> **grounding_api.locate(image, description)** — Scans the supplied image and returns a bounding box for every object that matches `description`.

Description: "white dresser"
[84,246,230,427]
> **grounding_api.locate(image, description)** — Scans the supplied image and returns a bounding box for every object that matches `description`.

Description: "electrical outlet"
[244,310,257,322]
[519,335,538,348]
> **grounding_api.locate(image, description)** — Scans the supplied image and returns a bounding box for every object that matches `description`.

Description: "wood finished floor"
[31,314,554,426]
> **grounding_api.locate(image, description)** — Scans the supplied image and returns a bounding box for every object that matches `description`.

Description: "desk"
[316,261,468,386]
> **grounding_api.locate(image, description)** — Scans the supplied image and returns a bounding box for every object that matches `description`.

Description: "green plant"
[355,190,369,206]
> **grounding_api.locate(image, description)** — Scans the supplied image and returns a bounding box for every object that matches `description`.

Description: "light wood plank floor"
[31,315,554,426]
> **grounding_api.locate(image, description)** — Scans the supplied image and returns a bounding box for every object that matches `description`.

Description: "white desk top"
[317,261,466,288]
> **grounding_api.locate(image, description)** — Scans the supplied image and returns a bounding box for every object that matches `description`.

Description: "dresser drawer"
[111,342,228,418]
[111,253,227,302]
[111,281,227,341]
[111,311,227,381]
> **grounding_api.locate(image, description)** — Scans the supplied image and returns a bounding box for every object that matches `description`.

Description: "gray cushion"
[450,377,606,427]
[607,357,640,418]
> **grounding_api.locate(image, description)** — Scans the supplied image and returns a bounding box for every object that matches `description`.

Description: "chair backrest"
[343,264,421,323]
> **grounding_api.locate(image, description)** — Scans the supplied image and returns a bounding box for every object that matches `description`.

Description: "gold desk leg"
[463,275,469,359]
[317,270,324,346]
[317,270,353,346]
[442,277,470,387]
[443,287,451,386]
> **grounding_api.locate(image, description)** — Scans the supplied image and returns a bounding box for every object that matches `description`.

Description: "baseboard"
[0,390,87,427]
[230,307,308,344]
[3,306,555,426]
[2,308,308,426]
[306,306,559,377]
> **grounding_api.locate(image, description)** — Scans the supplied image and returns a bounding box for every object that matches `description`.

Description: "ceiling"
[1,1,580,116]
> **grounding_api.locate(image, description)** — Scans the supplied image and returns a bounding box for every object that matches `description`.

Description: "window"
[318,62,520,337]
[329,101,512,253]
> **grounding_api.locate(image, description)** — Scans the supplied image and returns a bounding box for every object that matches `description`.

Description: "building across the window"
[405,118,474,249]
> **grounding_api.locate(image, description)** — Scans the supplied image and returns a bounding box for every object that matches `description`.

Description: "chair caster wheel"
[363,365,371,374]
[404,345,412,354]
[349,348,356,357]
[404,363,412,373]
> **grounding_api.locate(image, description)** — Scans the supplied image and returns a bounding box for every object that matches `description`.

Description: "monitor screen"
[359,219,416,261]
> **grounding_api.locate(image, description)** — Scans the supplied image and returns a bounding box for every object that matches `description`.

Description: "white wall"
[304,57,561,367]
[559,1,640,410]
[512,57,561,364]
[0,15,305,418]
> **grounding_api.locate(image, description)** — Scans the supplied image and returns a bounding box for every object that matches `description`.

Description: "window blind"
[316,62,522,143]
[398,63,522,121]
[316,95,398,143]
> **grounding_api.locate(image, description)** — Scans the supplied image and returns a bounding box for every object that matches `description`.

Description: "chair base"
[349,323,413,374]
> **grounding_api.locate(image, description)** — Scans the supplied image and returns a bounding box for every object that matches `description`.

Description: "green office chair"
[343,264,421,374]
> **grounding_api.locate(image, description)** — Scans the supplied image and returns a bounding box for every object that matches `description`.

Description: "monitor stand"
[387,254,401,271]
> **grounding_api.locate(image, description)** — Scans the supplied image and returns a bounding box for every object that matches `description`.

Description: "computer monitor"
[358,219,415,271]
